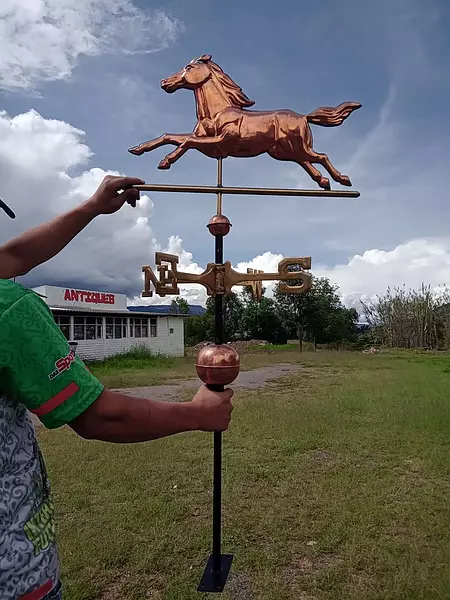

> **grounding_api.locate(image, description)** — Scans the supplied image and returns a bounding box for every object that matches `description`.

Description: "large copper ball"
[207,214,232,237]
[196,344,240,386]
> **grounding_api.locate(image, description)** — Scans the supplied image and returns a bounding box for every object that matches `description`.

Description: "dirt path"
[115,363,300,401]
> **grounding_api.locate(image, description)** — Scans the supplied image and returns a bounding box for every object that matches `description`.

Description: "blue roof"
[128,304,206,316]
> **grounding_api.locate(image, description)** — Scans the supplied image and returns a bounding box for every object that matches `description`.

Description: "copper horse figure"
[129,55,361,190]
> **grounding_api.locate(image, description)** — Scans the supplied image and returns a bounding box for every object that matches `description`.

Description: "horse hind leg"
[306,149,351,186]
[317,152,351,186]
[268,146,330,190]
[300,162,330,190]
[294,124,351,186]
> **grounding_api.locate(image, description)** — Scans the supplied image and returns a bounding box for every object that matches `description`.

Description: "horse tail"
[306,101,362,127]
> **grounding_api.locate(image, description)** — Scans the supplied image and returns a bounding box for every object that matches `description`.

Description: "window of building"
[169,328,174,334]
[54,315,70,340]
[106,317,127,339]
[150,317,157,337]
[74,316,103,340]
[130,317,158,338]
[130,317,148,338]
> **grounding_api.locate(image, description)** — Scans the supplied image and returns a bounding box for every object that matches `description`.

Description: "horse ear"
[198,54,212,62]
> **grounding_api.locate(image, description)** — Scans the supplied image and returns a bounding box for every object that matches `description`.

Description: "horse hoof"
[158,159,171,169]
[340,175,352,187]
[128,146,143,156]
[319,177,331,190]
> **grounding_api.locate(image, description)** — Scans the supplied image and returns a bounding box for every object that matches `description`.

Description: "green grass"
[87,346,182,388]
[38,351,450,599]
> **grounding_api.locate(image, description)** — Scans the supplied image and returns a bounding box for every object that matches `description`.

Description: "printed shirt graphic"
[0,280,104,599]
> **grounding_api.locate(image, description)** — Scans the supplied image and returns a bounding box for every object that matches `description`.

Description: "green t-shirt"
[0,280,104,599]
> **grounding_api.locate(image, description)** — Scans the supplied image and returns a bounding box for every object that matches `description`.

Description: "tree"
[275,282,308,351]
[170,297,190,315]
[304,278,358,345]
[274,275,357,350]
[241,295,287,344]
[361,284,450,349]
[184,314,211,347]
[205,292,244,342]
[171,297,210,347]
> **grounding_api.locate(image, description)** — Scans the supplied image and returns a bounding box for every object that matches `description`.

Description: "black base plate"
[197,554,233,593]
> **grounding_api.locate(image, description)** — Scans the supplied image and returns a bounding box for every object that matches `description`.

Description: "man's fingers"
[109,176,145,191]
[122,188,140,202]
[206,386,234,400]
[222,388,234,402]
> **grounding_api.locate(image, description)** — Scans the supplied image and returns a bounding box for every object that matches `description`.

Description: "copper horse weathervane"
[129,54,362,594]
[129,54,361,190]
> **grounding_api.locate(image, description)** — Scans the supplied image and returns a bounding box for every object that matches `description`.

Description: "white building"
[32,285,185,361]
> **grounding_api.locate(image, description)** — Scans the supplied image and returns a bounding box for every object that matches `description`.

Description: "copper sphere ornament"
[207,214,232,237]
[196,344,240,386]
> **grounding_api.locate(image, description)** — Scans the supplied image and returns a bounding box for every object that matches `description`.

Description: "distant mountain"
[128,304,206,316]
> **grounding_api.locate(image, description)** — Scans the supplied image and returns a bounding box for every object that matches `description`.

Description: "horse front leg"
[158,133,232,169]
[128,133,190,156]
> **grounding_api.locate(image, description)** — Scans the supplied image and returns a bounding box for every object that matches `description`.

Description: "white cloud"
[0,0,182,91]
[235,241,450,313]
[316,239,450,311]
[0,109,156,294]
[235,251,284,274]
[0,109,91,172]
[160,236,205,275]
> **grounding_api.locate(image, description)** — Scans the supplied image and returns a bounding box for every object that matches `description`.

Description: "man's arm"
[1,282,234,441]
[0,175,144,279]
[69,386,233,443]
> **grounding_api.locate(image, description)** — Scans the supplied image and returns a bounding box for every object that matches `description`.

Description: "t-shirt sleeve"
[0,292,104,429]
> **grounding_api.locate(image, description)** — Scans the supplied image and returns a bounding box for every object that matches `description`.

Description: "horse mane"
[201,59,255,108]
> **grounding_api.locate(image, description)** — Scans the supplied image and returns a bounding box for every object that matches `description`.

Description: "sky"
[1,0,450,311]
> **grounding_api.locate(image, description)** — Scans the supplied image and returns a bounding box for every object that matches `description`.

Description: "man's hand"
[190,385,234,432]
[86,175,145,216]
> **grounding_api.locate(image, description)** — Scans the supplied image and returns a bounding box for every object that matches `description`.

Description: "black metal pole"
[198,159,233,593]
[212,234,224,570]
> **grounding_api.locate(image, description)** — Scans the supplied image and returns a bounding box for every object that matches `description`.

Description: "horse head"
[161,55,213,93]
[161,55,255,108]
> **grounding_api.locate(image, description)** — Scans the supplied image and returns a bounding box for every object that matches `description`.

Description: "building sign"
[63,289,115,305]
[32,285,127,312]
